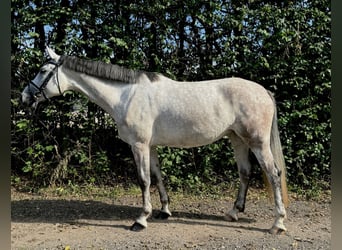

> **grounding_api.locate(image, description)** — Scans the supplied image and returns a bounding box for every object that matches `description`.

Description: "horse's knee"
[239,169,251,187]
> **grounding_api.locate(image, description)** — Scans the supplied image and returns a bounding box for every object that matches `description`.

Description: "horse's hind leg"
[225,132,252,222]
[150,147,171,219]
[251,143,287,234]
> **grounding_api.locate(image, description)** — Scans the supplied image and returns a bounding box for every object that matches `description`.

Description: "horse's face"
[21,46,62,108]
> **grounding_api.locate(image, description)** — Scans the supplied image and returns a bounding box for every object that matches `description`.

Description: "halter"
[28,58,64,102]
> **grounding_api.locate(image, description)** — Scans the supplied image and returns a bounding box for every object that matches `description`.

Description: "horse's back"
[144,77,274,147]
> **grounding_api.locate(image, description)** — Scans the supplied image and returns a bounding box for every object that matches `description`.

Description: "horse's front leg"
[130,142,152,231]
[150,147,171,219]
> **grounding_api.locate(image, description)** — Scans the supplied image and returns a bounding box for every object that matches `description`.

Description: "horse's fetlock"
[234,200,245,212]
[236,204,245,212]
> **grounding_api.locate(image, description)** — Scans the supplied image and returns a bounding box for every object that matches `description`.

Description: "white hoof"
[269,225,287,235]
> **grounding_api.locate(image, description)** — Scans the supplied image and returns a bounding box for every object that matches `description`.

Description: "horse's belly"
[160,136,224,148]
[152,119,231,148]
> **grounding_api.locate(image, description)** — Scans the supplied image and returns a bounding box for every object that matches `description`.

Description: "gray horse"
[22,46,288,234]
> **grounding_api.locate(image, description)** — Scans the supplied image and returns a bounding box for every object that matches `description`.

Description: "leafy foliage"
[11,0,330,193]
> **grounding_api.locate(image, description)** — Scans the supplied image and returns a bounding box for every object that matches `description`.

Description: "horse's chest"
[116,112,154,145]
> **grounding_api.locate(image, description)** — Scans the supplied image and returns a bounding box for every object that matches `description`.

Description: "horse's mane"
[61,55,159,83]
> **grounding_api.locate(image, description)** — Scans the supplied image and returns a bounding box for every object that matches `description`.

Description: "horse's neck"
[62,68,131,121]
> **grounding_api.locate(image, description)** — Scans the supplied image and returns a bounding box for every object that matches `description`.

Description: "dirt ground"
[11,187,331,250]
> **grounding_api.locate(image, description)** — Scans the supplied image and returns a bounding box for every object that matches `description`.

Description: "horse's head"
[21,46,64,108]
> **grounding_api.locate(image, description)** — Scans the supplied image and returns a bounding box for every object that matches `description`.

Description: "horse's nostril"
[21,92,34,106]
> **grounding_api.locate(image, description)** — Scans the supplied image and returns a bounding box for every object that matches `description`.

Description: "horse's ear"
[45,46,60,61]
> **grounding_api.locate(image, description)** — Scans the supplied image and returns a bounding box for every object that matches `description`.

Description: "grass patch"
[288,180,331,202]
[11,179,331,204]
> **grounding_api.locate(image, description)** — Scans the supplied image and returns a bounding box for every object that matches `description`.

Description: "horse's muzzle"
[21,91,37,107]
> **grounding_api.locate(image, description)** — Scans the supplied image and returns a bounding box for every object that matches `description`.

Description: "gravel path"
[11,188,331,249]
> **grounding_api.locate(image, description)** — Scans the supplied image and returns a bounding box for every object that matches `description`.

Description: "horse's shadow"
[11,199,265,233]
[11,199,138,222]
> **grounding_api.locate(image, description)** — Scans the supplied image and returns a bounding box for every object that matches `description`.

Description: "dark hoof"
[155,211,171,220]
[130,222,146,232]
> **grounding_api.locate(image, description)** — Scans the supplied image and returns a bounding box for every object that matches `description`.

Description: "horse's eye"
[40,68,47,73]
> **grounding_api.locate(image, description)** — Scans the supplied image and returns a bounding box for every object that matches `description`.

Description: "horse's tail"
[265,91,289,208]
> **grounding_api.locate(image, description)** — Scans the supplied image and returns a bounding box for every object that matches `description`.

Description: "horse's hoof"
[223,213,238,222]
[130,222,146,232]
[155,211,171,220]
[269,225,287,235]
